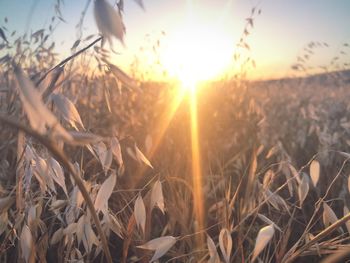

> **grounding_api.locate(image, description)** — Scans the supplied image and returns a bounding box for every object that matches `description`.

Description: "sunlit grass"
[131,85,186,188]
[2,0,350,262]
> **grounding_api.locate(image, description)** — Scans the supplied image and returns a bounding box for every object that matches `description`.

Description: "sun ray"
[148,88,186,160]
[132,0,217,247]
[189,83,205,247]
[130,86,186,188]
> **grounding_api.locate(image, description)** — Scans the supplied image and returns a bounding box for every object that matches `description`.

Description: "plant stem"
[284,212,350,263]
[35,36,103,86]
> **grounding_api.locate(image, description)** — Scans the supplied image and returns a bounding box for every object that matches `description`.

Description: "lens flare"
[189,84,205,247]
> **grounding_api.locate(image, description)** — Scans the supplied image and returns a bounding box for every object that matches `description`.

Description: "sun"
[161,20,233,89]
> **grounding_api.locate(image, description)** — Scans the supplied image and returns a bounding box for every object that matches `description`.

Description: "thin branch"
[36,36,103,86]
[42,67,64,100]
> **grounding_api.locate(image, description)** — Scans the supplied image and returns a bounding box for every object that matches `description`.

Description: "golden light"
[161,21,233,88]
[159,7,235,248]
[189,85,205,247]
[134,3,235,249]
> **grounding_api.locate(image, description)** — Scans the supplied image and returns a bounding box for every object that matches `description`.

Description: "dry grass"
[1,2,350,263]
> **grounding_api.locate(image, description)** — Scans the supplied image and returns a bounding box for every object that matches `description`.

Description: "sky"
[0,0,349,80]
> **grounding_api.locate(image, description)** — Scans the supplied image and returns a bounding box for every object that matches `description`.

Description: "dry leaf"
[207,234,219,263]
[65,186,81,224]
[20,224,33,263]
[71,39,80,50]
[94,0,125,45]
[14,65,73,141]
[135,144,153,169]
[219,228,232,263]
[134,194,146,234]
[94,172,117,213]
[246,18,254,28]
[76,215,85,246]
[310,160,320,187]
[50,199,67,212]
[137,236,177,262]
[105,213,123,238]
[0,28,8,43]
[150,180,164,214]
[283,166,295,197]
[252,224,275,262]
[63,223,77,236]
[288,164,301,184]
[27,206,37,226]
[93,142,112,172]
[298,173,309,206]
[50,228,63,245]
[104,86,112,112]
[35,156,55,193]
[257,214,281,232]
[51,93,85,130]
[264,188,289,212]
[323,202,339,228]
[49,157,68,195]
[82,221,99,252]
[111,137,123,166]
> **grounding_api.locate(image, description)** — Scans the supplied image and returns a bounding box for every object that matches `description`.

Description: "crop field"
[1,0,350,262]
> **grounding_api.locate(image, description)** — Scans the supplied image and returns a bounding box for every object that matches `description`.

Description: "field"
[1,1,350,262]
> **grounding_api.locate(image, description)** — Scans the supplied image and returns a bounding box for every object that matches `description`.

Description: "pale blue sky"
[0,0,349,79]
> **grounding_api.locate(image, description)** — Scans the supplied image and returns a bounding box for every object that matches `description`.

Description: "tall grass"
[0,1,350,262]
